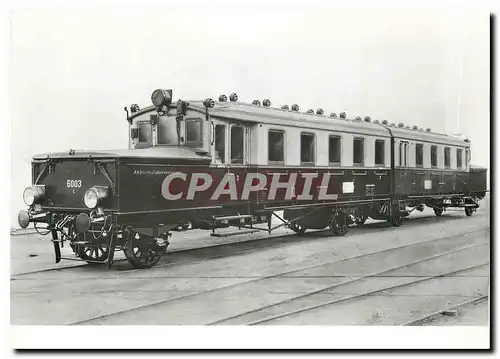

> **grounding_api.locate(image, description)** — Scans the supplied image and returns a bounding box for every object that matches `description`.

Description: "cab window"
[157,116,178,145]
[215,124,226,163]
[138,122,152,143]
[230,126,244,164]
[185,119,203,147]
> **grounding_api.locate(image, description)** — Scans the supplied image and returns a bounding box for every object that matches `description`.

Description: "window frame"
[268,129,286,164]
[415,143,424,167]
[328,135,342,166]
[300,132,316,165]
[353,137,365,166]
[444,147,451,169]
[457,148,463,169]
[374,139,385,167]
[229,124,245,165]
[184,118,204,147]
[214,123,227,164]
[137,121,153,144]
[431,145,438,168]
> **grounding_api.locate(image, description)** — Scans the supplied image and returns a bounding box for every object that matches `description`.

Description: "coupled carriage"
[18,89,488,268]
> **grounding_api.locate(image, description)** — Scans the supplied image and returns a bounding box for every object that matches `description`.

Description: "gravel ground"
[10,201,490,326]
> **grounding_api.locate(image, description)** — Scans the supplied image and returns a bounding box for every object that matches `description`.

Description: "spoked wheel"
[433,207,444,216]
[354,210,368,226]
[465,206,475,217]
[390,215,403,227]
[124,239,163,269]
[290,222,307,235]
[330,211,349,236]
[74,243,109,263]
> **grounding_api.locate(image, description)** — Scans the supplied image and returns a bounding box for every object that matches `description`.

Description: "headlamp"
[84,186,108,209]
[23,185,45,206]
[151,89,173,108]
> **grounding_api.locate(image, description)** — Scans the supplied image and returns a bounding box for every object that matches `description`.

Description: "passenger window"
[268,130,285,163]
[185,119,203,147]
[457,149,463,169]
[353,137,364,166]
[300,132,315,164]
[431,145,437,168]
[138,122,152,143]
[375,140,385,166]
[416,143,423,167]
[214,125,226,163]
[230,126,244,164]
[328,135,341,165]
[444,147,451,168]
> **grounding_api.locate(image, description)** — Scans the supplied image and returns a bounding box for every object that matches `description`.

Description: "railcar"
[17,89,487,268]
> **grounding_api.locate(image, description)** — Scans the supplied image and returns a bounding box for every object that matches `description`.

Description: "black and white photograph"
[6,0,491,350]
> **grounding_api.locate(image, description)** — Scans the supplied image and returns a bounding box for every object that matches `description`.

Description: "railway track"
[11,211,482,278]
[402,295,489,326]
[68,227,488,325]
[241,263,488,326]
[209,243,488,325]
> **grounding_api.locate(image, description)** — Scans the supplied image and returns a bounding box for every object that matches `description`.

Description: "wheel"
[354,210,367,226]
[465,206,474,216]
[290,222,307,235]
[390,215,403,227]
[75,243,109,262]
[124,238,163,269]
[330,212,348,236]
[433,207,444,216]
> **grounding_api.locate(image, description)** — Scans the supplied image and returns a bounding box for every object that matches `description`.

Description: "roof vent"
[418,128,424,132]
[373,120,380,124]
[263,99,271,107]
[398,123,405,128]
[364,116,371,123]
[306,109,314,114]
[329,112,337,118]
[281,105,289,110]
[339,112,347,119]
[354,116,362,121]
[426,128,431,132]
[219,94,227,102]
[130,104,140,113]
[382,120,388,125]
[252,100,261,106]
[412,125,418,130]
[316,108,324,115]
[291,104,300,111]
[405,125,411,129]
[229,93,238,102]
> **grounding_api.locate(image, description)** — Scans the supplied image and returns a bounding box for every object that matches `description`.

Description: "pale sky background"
[9,6,490,227]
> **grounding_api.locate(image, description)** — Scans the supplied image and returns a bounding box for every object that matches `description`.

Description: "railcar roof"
[129,100,471,147]
[191,101,390,138]
[388,126,470,147]
[191,101,470,146]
